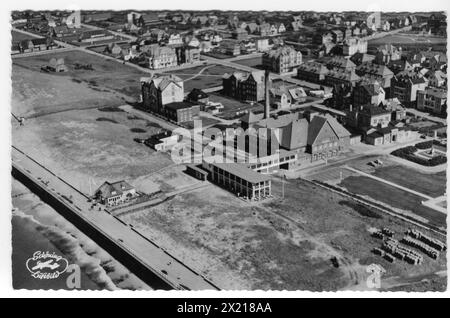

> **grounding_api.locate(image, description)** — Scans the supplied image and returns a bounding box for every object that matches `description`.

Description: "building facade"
[262,46,302,74]
[141,75,184,113]
[222,71,267,102]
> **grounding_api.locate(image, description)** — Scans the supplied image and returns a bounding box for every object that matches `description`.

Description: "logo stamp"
[26,251,69,280]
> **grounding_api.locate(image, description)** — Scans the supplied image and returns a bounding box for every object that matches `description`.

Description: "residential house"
[262,46,302,74]
[391,71,428,107]
[167,33,183,46]
[296,61,329,84]
[141,75,184,113]
[275,23,286,34]
[240,41,256,54]
[350,52,375,66]
[426,70,447,88]
[47,57,68,72]
[353,81,385,106]
[222,70,267,102]
[331,29,344,43]
[355,62,394,89]
[255,38,270,52]
[416,87,447,115]
[143,45,178,69]
[342,37,368,56]
[174,45,200,65]
[104,42,122,56]
[324,69,360,88]
[387,59,414,75]
[374,44,402,65]
[231,28,248,41]
[246,22,259,34]
[269,85,307,110]
[258,23,272,36]
[220,39,241,56]
[381,98,407,121]
[94,181,137,207]
[326,56,356,71]
[187,88,209,104]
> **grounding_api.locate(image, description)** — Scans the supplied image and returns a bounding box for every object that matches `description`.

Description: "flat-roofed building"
[165,101,200,123]
[202,162,271,201]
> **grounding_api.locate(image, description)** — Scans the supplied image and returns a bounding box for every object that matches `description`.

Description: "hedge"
[391,146,447,167]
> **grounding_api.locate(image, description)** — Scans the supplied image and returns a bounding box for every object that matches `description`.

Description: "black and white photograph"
[1,0,449,303]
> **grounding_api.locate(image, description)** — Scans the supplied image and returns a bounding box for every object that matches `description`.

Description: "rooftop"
[211,162,271,184]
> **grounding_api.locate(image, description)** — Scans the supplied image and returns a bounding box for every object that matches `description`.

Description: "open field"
[344,155,446,198]
[12,30,39,43]
[368,33,447,46]
[166,64,240,91]
[12,108,174,195]
[117,173,446,290]
[12,64,125,118]
[233,56,263,69]
[339,176,446,228]
[371,165,446,198]
[13,49,147,99]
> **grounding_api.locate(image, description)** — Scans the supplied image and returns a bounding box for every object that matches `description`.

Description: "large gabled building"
[222,70,267,102]
[296,61,329,84]
[391,71,428,107]
[141,74,184,113]
[355,62,394,89]
[262,46,302,74]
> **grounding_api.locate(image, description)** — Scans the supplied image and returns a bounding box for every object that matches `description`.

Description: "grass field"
[13,49,148,99]
[118,174,446,290]
[12,64,125,118]
[11,30,39,43]
[232,56,263,69]
[166,64,240,91]
[372,165,446,198]
[12,108,174,195]
[368,33,447,46]
[339,176,446,228]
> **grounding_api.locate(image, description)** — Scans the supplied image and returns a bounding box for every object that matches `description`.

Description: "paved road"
[11,146,220,291]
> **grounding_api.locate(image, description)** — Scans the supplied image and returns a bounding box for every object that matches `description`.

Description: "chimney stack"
[264,69,270,119]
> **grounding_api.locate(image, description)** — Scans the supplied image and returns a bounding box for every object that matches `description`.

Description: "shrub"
[98,106,124,112]
[96,117,118,124]
[415,141,433,149]
[130,128,146,133]
[391,146,447,166]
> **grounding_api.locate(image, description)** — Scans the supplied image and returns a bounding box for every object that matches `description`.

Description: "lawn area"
[368,33,447,46]
[12,49,148,99]
[166,64,240,91]
[372,165,446,198]
[118,174,446,291]
[12,107,174,195]
[339,176,446,228]
[12,30,40,43]
[12,64,125,118]
[232,56,263,69]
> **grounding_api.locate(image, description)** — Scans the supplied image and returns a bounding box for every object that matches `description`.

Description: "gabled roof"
[307,114,350,145]
[327,56,356,70]
[356,62,394,77]
[96,180,134,198]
